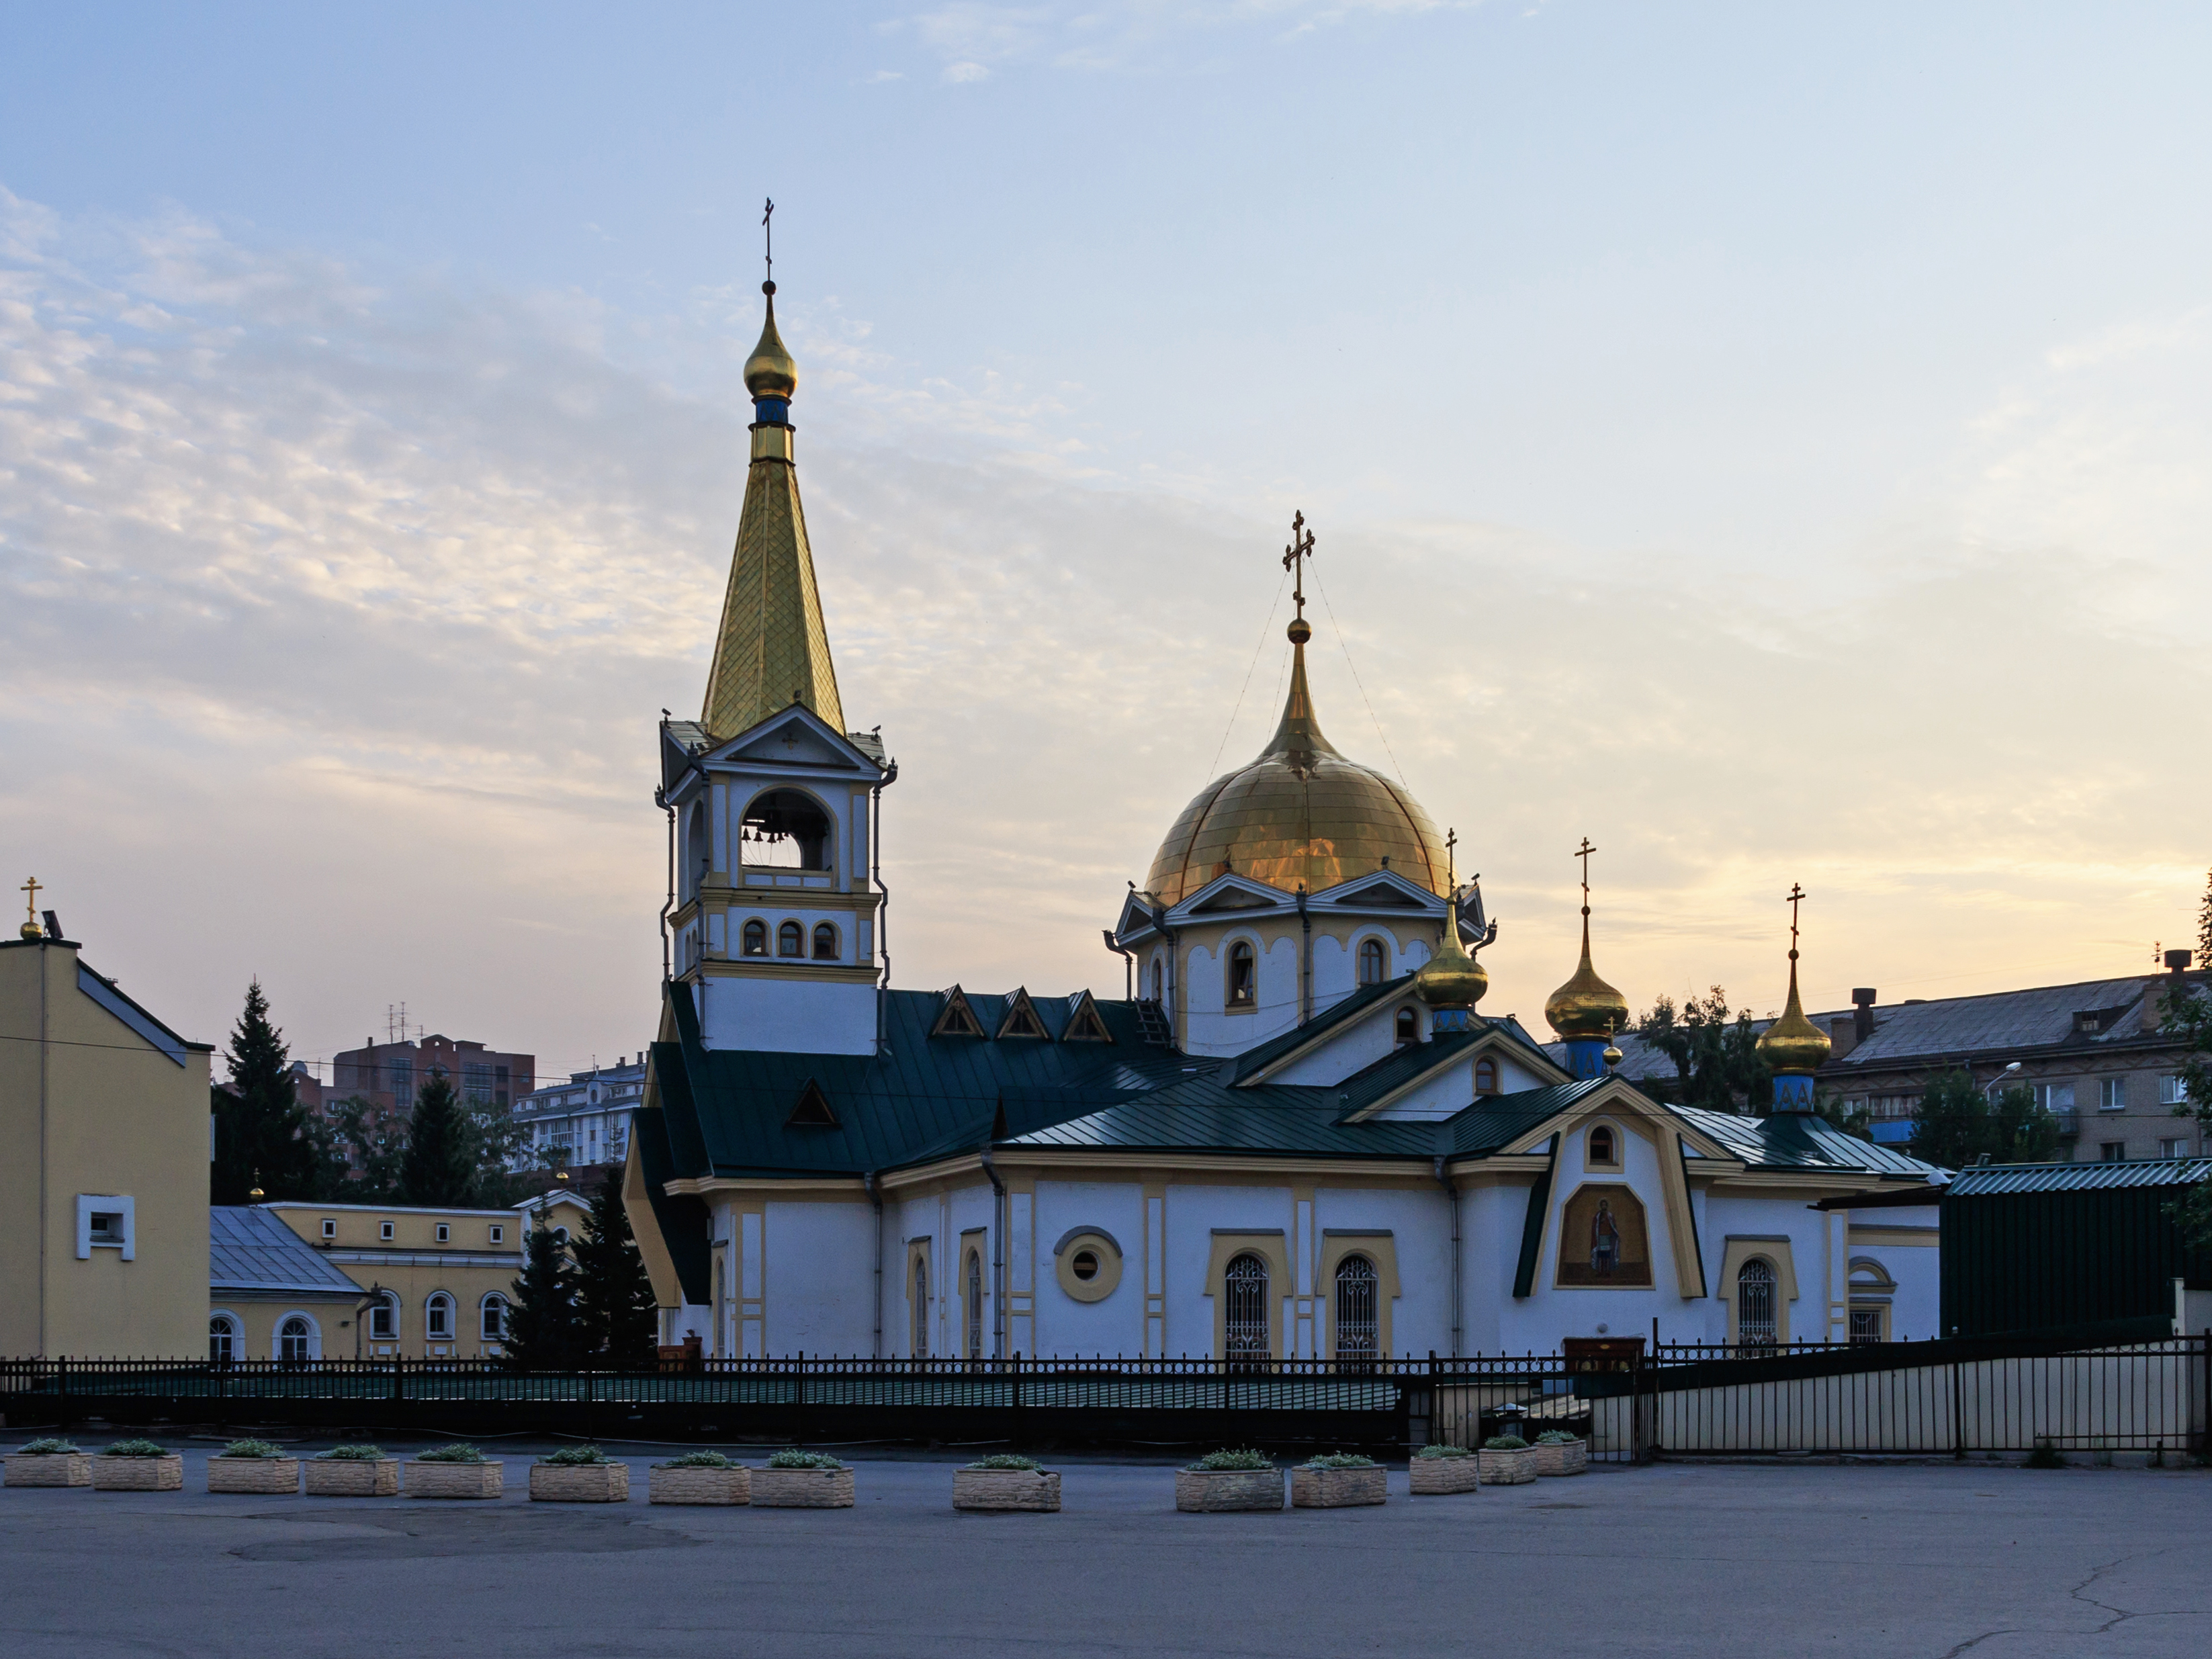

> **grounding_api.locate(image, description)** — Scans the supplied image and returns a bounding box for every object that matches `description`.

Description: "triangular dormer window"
[931,986,985,1039]
[787,1079,838,1128]
[1062,990,1114,1044]
[996,988,1049,1040]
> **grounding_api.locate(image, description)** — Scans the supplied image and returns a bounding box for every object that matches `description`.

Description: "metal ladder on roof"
[1135,999,1172,1047]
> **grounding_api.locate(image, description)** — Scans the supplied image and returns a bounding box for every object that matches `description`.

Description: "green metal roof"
[1676,1105,1947,1178]
[1947,1157,2212,1196]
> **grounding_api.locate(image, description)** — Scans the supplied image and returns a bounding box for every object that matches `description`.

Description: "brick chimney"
[2149,949,2194,1033]
[1852,987,1877,1044]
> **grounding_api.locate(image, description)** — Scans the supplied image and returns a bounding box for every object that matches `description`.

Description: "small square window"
[320,1218,337,1240]
[2098,1077,2126,1112]
[89,1212,125,1245]
[488,1224,504,1245]
[435,1223,451,1243]
[380,1220,395,1241]
[2099,1140,2127,1163]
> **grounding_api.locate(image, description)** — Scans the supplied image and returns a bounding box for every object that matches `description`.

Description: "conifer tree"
[2167,867,2212,1243]
[211,980,319,1204]
[574,1173,659,1367]
[503,1219,586,1370]
[400,1075,474,1206]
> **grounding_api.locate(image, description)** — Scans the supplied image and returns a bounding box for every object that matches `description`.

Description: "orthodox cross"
[1785,881,1807,957]
[1281,510,1315,621]
[762,197,776,285]
[19,875,40,930]
[1444,827,1457,893]
[1575,838,1596,915]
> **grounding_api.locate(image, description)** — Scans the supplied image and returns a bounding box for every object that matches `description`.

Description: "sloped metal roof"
[210,1206,362,1296]
[1947,1157,2212,1196]
[1825,975,2178,1067]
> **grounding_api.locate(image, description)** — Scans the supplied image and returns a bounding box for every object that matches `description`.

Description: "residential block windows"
[2099,1141,2127,1163]
[2099,1077,2127,1112]
[2160,1137,2191,1160]
[2034,1083,2075,1113]
[2161,1075,2191,1106]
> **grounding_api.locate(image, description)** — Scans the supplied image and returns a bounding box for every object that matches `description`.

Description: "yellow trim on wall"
[1202,1230,1291,1361]
[1315,1230,1401,1358]
[1718,1235,1798,1345]
[1053,1229,1123,1302]
[1847,1225,1939,1248]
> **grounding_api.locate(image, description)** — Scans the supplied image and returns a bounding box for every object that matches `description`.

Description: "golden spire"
[1545,838,1630,1041]
[1757,883,1832,1075]
[1264,510,1340,762]
[700,222,845,742]
[1414,833,1489,1010]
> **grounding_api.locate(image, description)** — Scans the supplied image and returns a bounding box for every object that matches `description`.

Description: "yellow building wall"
[0,938,211,1358]
[207,1296,362,1361]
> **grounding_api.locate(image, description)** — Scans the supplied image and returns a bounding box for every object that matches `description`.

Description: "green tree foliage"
[504,1220,586,1370]
[574,1174,659,1367]
[210,980,320,1204]
[1908,1069,2062,1171]
[457,1093,533,1209]
[2165,868,2212,1244]
[1635,987,1773,1114]
[400,1075,474,1206]
[316,1095,409,1202]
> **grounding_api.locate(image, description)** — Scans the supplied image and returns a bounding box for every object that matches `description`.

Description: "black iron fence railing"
[2,1336,2203,1458]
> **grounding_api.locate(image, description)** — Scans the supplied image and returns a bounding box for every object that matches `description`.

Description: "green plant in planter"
[1415,1444,1471,1460]
[218,1438,287,1460]
[1186,1447,1272,1472]
[1304,1452,1376,1470]
[1536,1430,1581,1446]
[1482,1435,1530,1451]
[315,1444,386,1461]
[654,1449,734,1470]
[540,1445,613,1466]
[415,1443,486,1464]
[766,1449,846,1470]
[104,1439,169,1458]
[963,1453,1040,1471]
[18,1437,79,1455]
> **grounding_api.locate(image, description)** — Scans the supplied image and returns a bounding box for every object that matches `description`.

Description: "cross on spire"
[1281,510,1315,622]
[1444,827,1458,893]
[1575,838,1596,917]
[19,875,41,930]
[1785,881,1807,960]
[762,197,776,289]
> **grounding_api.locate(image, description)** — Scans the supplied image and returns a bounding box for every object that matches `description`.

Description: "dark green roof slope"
[1677,1105,1945,1179]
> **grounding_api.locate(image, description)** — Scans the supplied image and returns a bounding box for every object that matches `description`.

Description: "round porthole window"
[1053,1229,1122,1302]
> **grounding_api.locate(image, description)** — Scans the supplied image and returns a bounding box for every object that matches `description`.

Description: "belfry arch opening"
[740,789,832,870]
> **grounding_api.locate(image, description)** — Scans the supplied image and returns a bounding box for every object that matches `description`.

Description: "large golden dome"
[1144,634,1448,906]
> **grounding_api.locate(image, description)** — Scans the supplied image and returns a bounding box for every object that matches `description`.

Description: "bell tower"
[658,237,895,1057]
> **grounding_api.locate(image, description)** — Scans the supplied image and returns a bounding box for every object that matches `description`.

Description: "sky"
[4,2,2211,1087]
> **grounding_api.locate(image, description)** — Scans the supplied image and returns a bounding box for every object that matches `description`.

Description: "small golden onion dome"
[743,281,797,401]
[1413,901,1489,1009]
[1757,952,1832,1075]
[18,920,39,940]
[1143,637,1450,905]
[1602,1040,1623,1069]
[1545,911,1630,1041]
[1286,615,1312,645]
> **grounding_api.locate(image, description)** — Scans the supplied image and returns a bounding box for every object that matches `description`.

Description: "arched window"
[1395,1007,1418,1045]
[480,1292,508,1343]
[1358,938,1386,986]
[739,789,832,870]
[911,1254,930,1359]
[812,922,839,960]
[369,1291,399,1342]
[1224,1252,1270,1363]
[965,1250,984,1361]
[1150,959,1163,1003]
[209,1313,238,1364]
[1227,941,1256,1008]
[1333,1255,1379,1364]
[742,919,768,956]
[1736,1259,1778,1350]
[425,1292,454,1342]
[778,920,804,958]
[684,800,709,898]
[1588,1126,1616,1167]
[279,1315,313,1363]
[1474,1057,1499,1095]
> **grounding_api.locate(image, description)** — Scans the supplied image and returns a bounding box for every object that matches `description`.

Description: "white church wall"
[1699,1190,1839,1345]
[1312,1185,1454,1357]
[1180,933,1304,1057]
[1030,1180,1147,1356]
[765,1200,875,1354]
[1494,1051,1550,1092]
[699,976,877,1056]
[1269,1000,1424,1085]
[1459,1183,1528,1352]
[1365,1057,1478,1120]
[1308,926,1424,1011]
[1845,1202,1941,1341]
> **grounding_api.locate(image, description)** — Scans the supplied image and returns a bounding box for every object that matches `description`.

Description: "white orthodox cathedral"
[624,280,1944,1364]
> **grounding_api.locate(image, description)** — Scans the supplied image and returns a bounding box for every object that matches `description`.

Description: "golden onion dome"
[1143,628,1449,906]
[1544,910,1630,1042]
[1413,899,1489,1009]
[743,281,798,402]
[1757,952,1832,1075]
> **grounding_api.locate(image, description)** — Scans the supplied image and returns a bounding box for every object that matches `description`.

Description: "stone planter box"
[1476,1447,1537,1486]
[1407,1454,1480,1495]
[1174,1468,1284,1512]
[1291,1465,1387,1508]
[953,1469,1061,1512]
[1534,1439,1589,1477]
[5,1453,90,1488]
[529,1462,630,1503]
[304,1458,398,1497]
[208,1458,300,1495]
[751,1466,854,1508]
[403,1460,504,1499]
[91,1455,183,1491]
[648,1466,750,1506]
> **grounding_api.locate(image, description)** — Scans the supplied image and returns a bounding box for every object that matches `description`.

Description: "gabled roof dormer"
[996,988,1049,1040]
[786,1079,839,1127]
[931,986,986,1039]
[1061,989,1114,1044]
[1313,867,1444,913]
[1165,871,1298,926]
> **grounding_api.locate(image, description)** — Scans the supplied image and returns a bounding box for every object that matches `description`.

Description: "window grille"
[1358,939,1386,986]
[1333,1255,1378,1364]
[966,1252,983,1361]
[1848,1307,1883,1344]
[1224,1253,1270,1363]
[1735,1259,1777,1349]
[912,1254,929,1358]
[279,1316,312,1363]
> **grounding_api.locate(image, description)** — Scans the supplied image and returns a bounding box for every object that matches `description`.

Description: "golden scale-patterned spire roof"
[701,199,844,742]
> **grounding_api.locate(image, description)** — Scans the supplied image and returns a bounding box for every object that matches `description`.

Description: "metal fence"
[2,1337,2204,1458]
